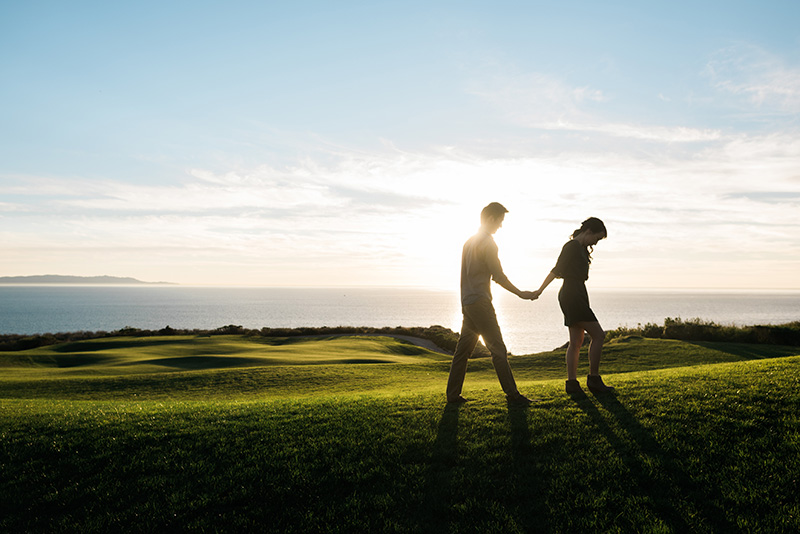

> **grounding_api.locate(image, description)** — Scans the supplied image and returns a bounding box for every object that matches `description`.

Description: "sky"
[2,0,799,289]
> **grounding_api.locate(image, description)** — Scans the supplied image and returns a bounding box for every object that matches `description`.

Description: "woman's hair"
[571,217,607,263]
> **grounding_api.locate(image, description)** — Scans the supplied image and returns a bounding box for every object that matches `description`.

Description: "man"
[446,202,536,405]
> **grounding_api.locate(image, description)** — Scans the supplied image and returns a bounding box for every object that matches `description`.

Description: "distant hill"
[0,275,175,285]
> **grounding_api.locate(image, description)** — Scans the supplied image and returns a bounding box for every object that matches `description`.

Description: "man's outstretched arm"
[493,276,538,300]
[486,241,537,300]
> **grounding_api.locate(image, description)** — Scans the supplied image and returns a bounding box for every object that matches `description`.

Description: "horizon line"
[1,283,799,292]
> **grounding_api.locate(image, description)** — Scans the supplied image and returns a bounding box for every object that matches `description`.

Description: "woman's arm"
[532,271,557,299]
[535,240,580,298]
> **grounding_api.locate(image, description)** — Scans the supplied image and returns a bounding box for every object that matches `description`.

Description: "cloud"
[467,71,601,125]
[0,201,29,213]
[7,157,446,218]
[3,124,800,287]
[468,71,722,143]
[705,44,800,114]
[724,192,800,204]
[539,121,722,142]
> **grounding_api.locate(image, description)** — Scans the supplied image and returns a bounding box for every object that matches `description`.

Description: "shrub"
[606,317,800,346]
[0,324,462,353]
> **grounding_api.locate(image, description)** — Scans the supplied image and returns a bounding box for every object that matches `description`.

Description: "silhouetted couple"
[445,202,614,405]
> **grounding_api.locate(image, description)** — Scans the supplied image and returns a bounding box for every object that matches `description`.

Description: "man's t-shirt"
[460,229,511,306]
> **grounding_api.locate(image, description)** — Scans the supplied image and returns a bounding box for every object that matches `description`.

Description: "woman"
[533,217,614,394]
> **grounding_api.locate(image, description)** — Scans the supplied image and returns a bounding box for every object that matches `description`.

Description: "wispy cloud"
[705,44,800,114]
[467,71,603,125]
[725,192,800,204]
[5,124,799,288]
[0,201,28,213]
[8,159,445,218]
[468,70,722,143]
[539,121,722,142]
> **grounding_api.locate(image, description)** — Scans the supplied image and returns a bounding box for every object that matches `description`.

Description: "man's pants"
[446,299,519,400]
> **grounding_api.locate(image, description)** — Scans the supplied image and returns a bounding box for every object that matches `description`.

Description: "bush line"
[0,324,461,353]
[2,318,798,353]
[606,317,800,346]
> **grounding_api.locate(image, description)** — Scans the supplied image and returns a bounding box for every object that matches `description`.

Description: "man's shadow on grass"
[419,403,463,531]
[506,403,532,456]
[427,402,549,531]
[573,392,736,532]
[506,402,552,529]
[431,403,461,465]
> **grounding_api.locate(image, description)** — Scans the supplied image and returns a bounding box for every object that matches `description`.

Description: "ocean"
[1,286,799,354]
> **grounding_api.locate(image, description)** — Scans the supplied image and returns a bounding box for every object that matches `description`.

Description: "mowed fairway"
[2,334,800,533]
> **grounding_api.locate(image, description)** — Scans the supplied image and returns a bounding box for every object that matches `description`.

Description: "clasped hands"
[519,290,542,301]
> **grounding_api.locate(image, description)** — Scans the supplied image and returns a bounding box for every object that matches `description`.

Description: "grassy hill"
[1,334,799,532]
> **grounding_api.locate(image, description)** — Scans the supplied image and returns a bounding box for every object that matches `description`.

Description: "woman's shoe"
[587,374,615,394]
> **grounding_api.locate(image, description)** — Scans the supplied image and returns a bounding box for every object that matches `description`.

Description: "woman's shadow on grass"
[573,392,736,532]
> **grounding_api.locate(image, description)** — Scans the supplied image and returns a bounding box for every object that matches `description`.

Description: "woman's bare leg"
[566,325,585,380]
[582,321,605,376]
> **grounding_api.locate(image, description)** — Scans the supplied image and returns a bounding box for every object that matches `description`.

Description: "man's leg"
[446,313,479,401]
[467,300,519,397]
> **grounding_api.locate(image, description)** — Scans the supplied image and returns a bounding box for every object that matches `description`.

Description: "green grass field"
[2,334,799,533]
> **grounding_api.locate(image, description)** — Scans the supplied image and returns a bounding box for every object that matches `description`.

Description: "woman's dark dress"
[551,240,597,326]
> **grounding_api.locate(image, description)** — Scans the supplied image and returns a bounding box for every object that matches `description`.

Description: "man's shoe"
[565,379,583,394]
[447,395,468,404]
[506,393,533,405]
[587,374,615,394]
